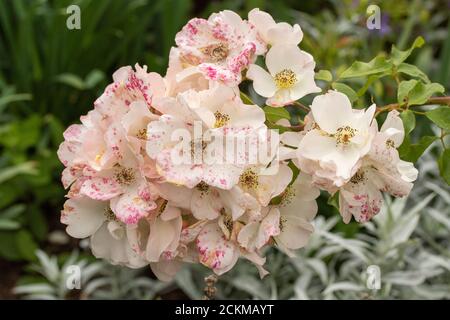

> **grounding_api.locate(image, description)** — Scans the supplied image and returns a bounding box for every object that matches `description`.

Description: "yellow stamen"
[335,126,357,146]
[274,69,297,89]
[239,168,259,190]
[213,111,230,128]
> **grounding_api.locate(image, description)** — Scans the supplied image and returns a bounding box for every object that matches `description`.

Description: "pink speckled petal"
[80,176,122,201]
[196,222,239,275]
[110,183,156,225]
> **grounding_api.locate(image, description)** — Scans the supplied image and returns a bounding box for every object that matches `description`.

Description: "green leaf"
[400,110,416,135]
[398,80,419,105]
[425,107,450,130]
[332,82,358,103]
[397,63,430,83]
[399,136,438,162]
[397,80,445,106]
[263,106,291,123]
[356,75,379,97]
[0,93,32,111]
[84,69,105,89]
[0,204,26,219]
[0,232,21,261]
[46,115,65,146]
[327,192,340,211]
[240,92,254,105]
[0,219,20,230]
[409,83,445,106]
[391,36,425,66]
[27,209,48,241]
[0,162,37,184]
[315,70,332,82]
[15,230,38,261]
[339,55,392,79]
[55,73,85,90]
[438,149,450,185]
[0,115,42,149]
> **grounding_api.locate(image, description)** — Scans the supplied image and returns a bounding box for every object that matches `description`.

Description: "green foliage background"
[0,0,449,298]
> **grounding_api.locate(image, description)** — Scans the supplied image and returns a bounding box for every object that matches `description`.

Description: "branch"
[292,101,310,112]
[376,96,450,115]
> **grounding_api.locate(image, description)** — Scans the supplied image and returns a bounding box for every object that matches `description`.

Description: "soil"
[0,259,23,299]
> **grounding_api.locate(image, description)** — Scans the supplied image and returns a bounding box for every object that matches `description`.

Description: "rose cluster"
[58,9,418,280]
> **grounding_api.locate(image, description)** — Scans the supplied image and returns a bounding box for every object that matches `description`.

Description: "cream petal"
[289,70,321,101]
[247,64,277,98]
[267,23,303,46]
[298,129,337,160]
[257,207,281,247]
[293,172,321,201]
[256,163,293,206]
[160,204,182,221]
[191,188,222,220]
[146,216,182,262]
[61,198,106,239]
[266,45,308,75]
[91,223,129,266]
[237,221,260,251]
[155,183,192,210]
[381,110,404,146]
[219,186,261,221]
[266,88,292,107]
[281,132,302,147]
[351,104,376,134]
[397,160,418,183]
[324,147,361,181]
[180,220,208,244]
[231,103,266,129]
[248,8,276,41]
[310,90,353,133]
[276,215,314,250]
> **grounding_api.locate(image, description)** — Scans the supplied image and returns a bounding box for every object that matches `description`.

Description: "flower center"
[279,216,287,232]
[221,208,233,233]
[239,168,259,190]
[114,166,136,185]
[350,170,365,184]
[213,111,230,128]
[95,151,105,164]
[280,185,295,206]
[274,69,297,89]
[158,199,168,214]
[104,207,118,222]
[335,126,357,146]
[136,128,147,140]
[385,139,395,148]
[201,43,229,62]
[196,181,210,194]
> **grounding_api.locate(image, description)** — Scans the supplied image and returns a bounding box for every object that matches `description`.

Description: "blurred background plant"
[1,0,449,299]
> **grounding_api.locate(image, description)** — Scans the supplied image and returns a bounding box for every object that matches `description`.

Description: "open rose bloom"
[58,9,418,281]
